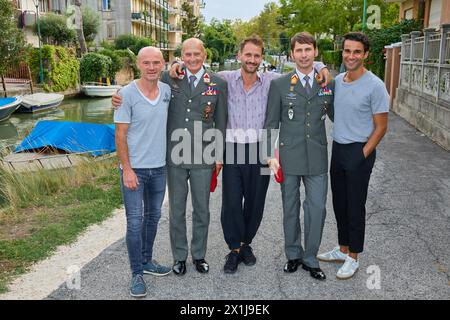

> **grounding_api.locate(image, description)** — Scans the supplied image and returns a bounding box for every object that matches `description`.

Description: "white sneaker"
[336,256,359,280]
[317,246,348,262]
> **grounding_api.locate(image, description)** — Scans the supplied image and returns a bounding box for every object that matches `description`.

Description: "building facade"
[386,0,450,29]
[13,0,205,61]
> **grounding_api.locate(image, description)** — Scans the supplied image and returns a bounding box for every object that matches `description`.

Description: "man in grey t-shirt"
[317,33,389,280]
[114,47,172,298]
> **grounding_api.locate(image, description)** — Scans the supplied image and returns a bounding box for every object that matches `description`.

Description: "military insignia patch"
[286,92,297,100]
[318,87,333,96]
[202,87,218,96]
[203,104,213,120]
[288,108,294,120]
[203,73,211,84]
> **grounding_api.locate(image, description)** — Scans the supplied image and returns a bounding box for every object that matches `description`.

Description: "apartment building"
[13,0,205,60]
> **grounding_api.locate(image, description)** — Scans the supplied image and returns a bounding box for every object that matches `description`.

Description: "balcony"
[131,12,142,20]
[168,24,183,32]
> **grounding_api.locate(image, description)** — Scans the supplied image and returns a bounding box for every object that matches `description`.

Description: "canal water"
[0,96,114,149]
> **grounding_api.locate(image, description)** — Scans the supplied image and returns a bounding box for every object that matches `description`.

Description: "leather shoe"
[283,259,301,273]
[172,260,186,275]
[193,259,209,273]
[302,264,326,280]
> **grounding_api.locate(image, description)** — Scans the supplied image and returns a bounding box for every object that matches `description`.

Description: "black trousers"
[330,141,376,253]
[221,143,270,250]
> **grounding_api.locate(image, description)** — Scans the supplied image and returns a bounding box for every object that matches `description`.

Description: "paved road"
[48,113,450,300]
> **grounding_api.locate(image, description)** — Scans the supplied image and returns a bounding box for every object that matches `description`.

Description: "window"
[428,0,442,29]
[51,0,61,13]
[102,0,111,11]
[39,0,50,12]
[404,8,413,20]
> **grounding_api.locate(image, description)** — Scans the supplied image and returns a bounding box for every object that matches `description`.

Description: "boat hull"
[0,97,22,122]
[16,94,64,113]
[81,85,122,97]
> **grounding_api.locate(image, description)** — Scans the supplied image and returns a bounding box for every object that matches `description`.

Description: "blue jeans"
[120,166,166,276]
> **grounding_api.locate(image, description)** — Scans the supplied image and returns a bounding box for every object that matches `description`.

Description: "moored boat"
[16,93,64,113]
[0,120,116,172]
[81,82,122,97]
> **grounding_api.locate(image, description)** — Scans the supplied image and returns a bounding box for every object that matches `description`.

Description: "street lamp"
[32,0,44,83]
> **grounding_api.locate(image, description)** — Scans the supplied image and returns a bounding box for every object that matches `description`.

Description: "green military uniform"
[264,70,334,268]
[160,69,228,262]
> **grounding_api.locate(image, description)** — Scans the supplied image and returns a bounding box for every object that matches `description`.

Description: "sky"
[202,0,280,23]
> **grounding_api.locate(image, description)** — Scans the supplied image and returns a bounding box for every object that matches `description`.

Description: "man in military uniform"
[264,32,334,281]
[162,38,227,275]
[112,38,228,276]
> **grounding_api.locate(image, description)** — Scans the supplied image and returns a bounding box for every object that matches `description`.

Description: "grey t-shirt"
[333,71,389,144]
[114,80,171,169]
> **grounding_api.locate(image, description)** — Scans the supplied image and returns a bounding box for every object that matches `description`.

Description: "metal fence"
[400,24,450,105]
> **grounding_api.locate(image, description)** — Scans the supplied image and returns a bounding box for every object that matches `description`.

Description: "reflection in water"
[0,97,114,148]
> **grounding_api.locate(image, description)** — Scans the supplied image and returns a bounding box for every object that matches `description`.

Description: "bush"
[115,49,139,78]
[100,40,115,51]
[34,13,76,46]
[28,45,79,91]
[114,35,155,55]
[98,49,123,79]
[317,38,334,52]
[81,7,101,43]
[131,38,155,55]
[80,53,112,83]
[322,50,342,70]
[114,34,139,51]
[366,19,423,79]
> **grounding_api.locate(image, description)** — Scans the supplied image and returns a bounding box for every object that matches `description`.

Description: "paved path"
[42,113,450,300]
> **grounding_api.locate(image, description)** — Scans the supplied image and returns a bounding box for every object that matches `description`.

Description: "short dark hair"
[343,32,371,52]
[290,32,316,50]
[239,35,265,54]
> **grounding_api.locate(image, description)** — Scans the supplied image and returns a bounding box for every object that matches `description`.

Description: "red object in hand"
[274,149,284,184]
[210,169,218,192]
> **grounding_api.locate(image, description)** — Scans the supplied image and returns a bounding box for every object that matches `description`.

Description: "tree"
[34,13,76,45]
[231,2,284,53]
[114,34,155,55]
[81,7,100,43]
[0,0,26,76]
[202,19,237,64]
[279,0,400,39]
[181,2,201,40]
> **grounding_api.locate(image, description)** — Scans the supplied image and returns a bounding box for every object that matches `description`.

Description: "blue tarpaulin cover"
[15,121,116,156]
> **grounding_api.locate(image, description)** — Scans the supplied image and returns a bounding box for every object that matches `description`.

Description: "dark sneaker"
[240,244,256,266]
[143,261,172,276]
[223,251,242,274]
[130,274,147,298]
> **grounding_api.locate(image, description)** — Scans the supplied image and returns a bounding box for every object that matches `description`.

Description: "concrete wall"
[393,87,450,150]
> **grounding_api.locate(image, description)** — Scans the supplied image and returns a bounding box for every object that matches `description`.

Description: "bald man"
[113,39,228,276]
[114,47,172,298]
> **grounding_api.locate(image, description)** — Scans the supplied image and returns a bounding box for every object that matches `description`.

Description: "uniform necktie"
[189,75,197,93]
[303,75,312,97]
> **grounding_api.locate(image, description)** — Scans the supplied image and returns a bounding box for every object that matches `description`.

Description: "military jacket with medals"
[264,71,334,176]
[161,69,228,169]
